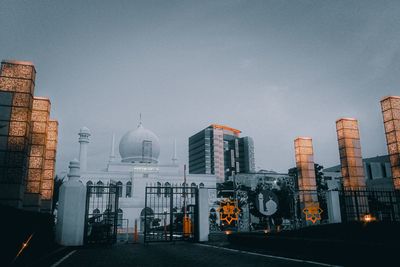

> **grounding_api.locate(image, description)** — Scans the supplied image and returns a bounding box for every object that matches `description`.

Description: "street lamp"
[163,208,168,240]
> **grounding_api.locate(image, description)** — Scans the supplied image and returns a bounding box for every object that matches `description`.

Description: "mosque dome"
[119,123,160,163]
[79,126,91,135]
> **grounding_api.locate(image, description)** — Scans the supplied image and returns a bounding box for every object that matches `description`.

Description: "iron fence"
[84,185,119,245]
[207,186,400,235]
[339,188,400,222]
[144,186,197,243]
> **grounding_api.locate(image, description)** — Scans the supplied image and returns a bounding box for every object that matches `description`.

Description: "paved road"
[52,243,334,267]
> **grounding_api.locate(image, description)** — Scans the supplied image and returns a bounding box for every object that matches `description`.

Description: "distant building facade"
[323,155,393,190]
[0,60,58,212]
[232,170,294,190]
[188,124,255,182]
[72,123,217,232]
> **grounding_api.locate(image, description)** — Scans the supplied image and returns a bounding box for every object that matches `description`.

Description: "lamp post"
[163,208,168,240]
[232,170,239,231]
[182,164,192,238]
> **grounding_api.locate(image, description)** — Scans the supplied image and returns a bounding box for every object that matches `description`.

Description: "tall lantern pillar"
[0,60,36,208]
[336,118,368,220]
[23,97,50,211]
[40,119,58,212]
[294,137,320,224]
[381,96,400,189]
[336,118,366,189]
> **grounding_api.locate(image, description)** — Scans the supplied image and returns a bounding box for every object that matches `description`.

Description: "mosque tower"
[78,127,91,172]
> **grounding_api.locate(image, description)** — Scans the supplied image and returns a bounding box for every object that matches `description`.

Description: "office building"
[188,124,255,182]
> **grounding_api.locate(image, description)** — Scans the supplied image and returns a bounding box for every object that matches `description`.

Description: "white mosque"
[74,122,217,232]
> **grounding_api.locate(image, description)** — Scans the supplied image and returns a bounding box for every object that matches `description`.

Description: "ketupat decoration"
[218,199,241,225]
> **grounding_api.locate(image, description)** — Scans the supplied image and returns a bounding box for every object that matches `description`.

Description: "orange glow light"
[362,214,376,223]
[211,124,241,135]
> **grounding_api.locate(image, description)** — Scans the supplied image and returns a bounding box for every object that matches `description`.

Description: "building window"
[367,164,373,180]
[118,208,123,227]
[199,183,204,188]
[191,182,196,198]
[142,140,152,162]
[157,182,161,197]
[116,181,123,198]
[96,181,104,197]
[93,208,100,222]
[126,181,132,198]
[165,182,171,197]
[382,163,387,178]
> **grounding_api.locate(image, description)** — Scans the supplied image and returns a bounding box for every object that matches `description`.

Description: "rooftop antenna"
[172,138,178,164]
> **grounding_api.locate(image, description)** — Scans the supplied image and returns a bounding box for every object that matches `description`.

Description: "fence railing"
[207,187,400,234]
[339,188,400,222]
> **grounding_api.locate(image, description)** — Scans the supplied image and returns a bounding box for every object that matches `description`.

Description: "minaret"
[172,138,178,165]
[78,127,91,172]
[109,133,116,162]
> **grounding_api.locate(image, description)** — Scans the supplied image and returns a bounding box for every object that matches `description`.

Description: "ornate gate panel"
[84,184,119,245]
[144,186,197,243]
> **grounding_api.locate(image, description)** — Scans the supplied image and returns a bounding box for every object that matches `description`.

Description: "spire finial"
[138,113,142,127]
[109,133,116,162]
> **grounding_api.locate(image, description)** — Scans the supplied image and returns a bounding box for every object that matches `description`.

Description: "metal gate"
[144,186,197,243]
[84,184,120,245]
[339,188,400,222]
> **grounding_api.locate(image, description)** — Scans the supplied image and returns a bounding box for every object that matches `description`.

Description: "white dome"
[119,123,160,163]
[79,126,91,135]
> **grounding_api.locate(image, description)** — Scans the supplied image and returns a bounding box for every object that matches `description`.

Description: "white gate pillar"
[56,159,87,246]
[197,188,209,242]
[326,189,342,224]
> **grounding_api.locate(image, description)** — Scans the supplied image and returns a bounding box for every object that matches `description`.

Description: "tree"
[288,163,329,221]
[52,174,65,213]
[216,181,235,198]
[288,163,327,191]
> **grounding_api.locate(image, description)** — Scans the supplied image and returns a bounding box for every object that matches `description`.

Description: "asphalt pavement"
[49,242,338,267]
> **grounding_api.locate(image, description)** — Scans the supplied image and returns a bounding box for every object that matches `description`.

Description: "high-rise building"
[188,124,255,182]
[0,60,58,212]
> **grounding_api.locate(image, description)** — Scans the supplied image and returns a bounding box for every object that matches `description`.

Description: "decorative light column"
[336,118,368,221]
[23,97,50,211]
[294,137,320,224]
[0,60,35,208]
[336,118,366,189]
[381,96,400,189]
[40,119,58,212]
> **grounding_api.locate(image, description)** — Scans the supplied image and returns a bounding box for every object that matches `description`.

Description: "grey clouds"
[0,0,399,174]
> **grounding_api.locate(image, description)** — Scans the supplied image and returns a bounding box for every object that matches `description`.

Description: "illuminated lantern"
[381,96,400,189]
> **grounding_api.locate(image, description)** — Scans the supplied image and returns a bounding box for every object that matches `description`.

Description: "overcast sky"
[1,0,399,174]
